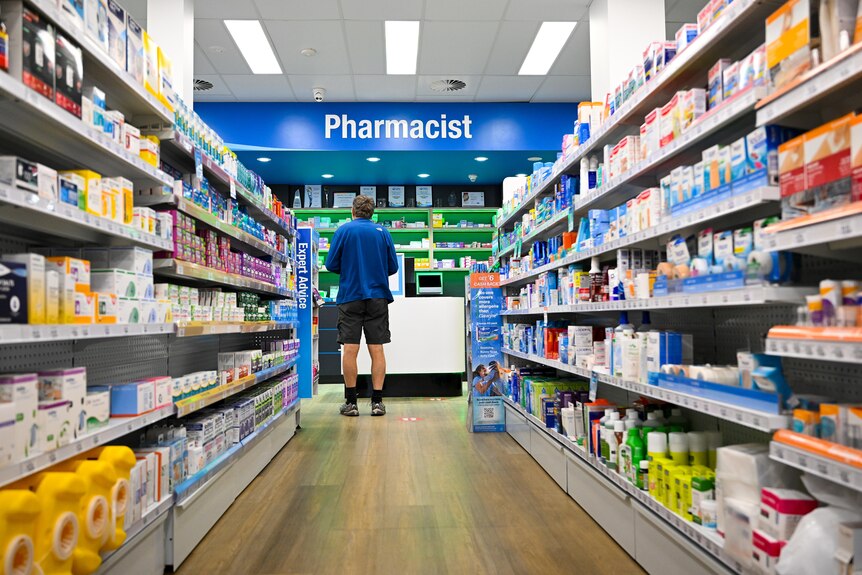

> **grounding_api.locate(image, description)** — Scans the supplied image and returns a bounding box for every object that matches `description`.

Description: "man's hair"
[352,195,375,219]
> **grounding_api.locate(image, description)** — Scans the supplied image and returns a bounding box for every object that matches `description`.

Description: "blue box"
[681,270,745,293]
[91,380,155,416]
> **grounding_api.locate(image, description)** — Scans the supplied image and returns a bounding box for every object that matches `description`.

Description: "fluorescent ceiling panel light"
[257,157,271,163]
[519,22,577,76]
[516,173,527,177]
[417,173,430,178]
[322,174,334,179]
[224,20,282,74]
[527,156,543,162]
[474,156,488,162]
[386,21,420,75]
[366,157,381,162]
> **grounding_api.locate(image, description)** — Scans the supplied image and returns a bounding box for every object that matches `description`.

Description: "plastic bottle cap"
[609,412,621,420]
[668,432,689,452]
[640,460,650,470]
[647,412,658,421]
[614,421,625,432]
[626,408,638,418]
[688,431,707,452]
[647,431,668,454]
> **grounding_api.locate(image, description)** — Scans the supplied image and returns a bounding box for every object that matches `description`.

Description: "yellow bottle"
[0,490,41,575]
[86,446,136,552]
[12,472,86,575]
[53,460,116,575]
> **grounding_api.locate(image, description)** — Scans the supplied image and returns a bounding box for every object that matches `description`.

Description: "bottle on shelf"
[667,407,688,431]
[611,312,634,377]
[589,256,602,302]
[608,420,625,471]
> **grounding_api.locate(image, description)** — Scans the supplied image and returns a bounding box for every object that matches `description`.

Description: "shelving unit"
[154,258,294,297]
[174,321,296,337]
[769,441,862,491]
[0,322,173,343]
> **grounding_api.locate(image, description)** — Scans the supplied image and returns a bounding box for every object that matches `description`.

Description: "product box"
[123,124,141,157]
[22,7,56,100]
[851,115,862,199]
[0,373,38,459]
[37,399,71,451]
[718,146,732,187]
[0,260,29,324]
[0,403,15,467]
[0,18,6,72]
[676,23,698,52]
[0,156,38,193]
[95,292,118,323]
[747,125,783,184]
[157,46,175,111]
[703,145,720,191]
[140,299,156,323]
[126,14,144,84]
[143,31,159,99]
[91,269,137,298]
[106,0,126,69]
[60,0,85,28]
[766,0,812,91]
[54,32,83,118]
[752,529,785,574]
[37,367,86,437]
[803,114,854,213]
[35,164,58,200]
[73,290,94,324]
[118,297,140,323]
[4,253,45,324]
[681,89,706,132]
[58,173,79,207]
[84,0,109,53]
[96,380,155,417]
[84,390,110,430]
[47,256,90,292]
[708,59,731,110]
[660,93,682,148]
[759,487,817,540]
[45,269,59,323]
[110,247,152,275]
[148,376,172,408]
[731,138,748,182]
[64,169,102,216]
[778,134,806,199]
[135,446,169,500]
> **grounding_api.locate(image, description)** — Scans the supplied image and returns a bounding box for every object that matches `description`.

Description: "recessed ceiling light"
[366,157,381,162]
[257,157,271,163]
[516,173,527,177]
[417,173,430,178]
[224,20,282,74]
[300,48,317,57]
[322,174,334,179]
[519,22,577,76]
[527,156,542,162]
[474,156,488,162]
[385,21,420,75]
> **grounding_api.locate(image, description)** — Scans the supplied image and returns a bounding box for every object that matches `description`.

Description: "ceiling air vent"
[193,79,214,92]
[430,79,466,93]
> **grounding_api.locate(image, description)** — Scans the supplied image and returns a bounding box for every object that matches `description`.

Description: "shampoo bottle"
[629,427,646,488]
[589,257,602,302]
[608,420,625,471]
[668,431,689,466]
[601,412,621,463]
[618,420,635,477]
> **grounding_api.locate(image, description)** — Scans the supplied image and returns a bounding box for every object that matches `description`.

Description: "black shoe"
[340,402,359,416]
[371,401,386,416]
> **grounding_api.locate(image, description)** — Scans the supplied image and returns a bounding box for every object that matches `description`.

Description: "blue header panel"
[194,102,578,153]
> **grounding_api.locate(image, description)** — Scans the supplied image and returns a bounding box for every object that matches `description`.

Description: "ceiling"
[192,0,705,104]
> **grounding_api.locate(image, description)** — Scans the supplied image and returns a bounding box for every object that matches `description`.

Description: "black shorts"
[337,298,391,345]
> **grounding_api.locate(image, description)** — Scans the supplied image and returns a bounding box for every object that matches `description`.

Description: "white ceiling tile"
[189,74,235,97]
[475,76,543,101]
[266,21,351,74]
[531,75,591,102]
[339,0,423,20]
[194,20,252,74]
[254,0,342,19]
[416,75,481,97]
[193,0,261,19]
[549,21,590,76]
[288,75,356,101]
[415,94,477,102]
[353,75,417,101]
[344,21,385,75]
[483,21,539,75]
[193,44,217,75]
[221,74,296,100]
[505,0,590,21]
[425,0,506,21]
[418,21,499,75]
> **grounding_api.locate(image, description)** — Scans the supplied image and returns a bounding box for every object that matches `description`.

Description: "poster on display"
[333,192,356,208]
[462,191,485,207]
[359,186,376,202]
[416,186,433,207]
[388,186,405,207]
[304,185,322,208]
[469,272,505,432]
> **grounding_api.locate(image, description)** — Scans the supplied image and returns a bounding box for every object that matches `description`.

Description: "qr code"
[482,407,495,419]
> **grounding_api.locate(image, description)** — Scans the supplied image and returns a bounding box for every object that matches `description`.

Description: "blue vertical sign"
[296,227,317,398]
[469,273,505,432]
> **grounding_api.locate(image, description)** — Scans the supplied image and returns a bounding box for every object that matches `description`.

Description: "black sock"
[346,387,358,405]
[372,390,383,404]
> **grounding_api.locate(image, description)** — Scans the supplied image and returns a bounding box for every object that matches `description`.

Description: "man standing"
[325,195,399,416]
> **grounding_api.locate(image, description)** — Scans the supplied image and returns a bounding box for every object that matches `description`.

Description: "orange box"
[766,0,812,90]
[779,135,806,198]
[804,113,853,188]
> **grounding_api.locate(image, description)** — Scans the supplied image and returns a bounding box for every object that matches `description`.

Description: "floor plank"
[176,386,645,575]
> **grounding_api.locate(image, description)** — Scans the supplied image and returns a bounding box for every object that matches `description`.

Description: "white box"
[84,0,109,53]
[84,391,110,431]
[151,376,172,408]
[45,269,60,324]
[0,373,39,459]
[60,0,85,28]
[126,14,144,84]
[37,400,71,452]
[36,164,58,200]
[0,403,15,467]
[118,297,141,323]
[91,269,137,298]
[37,367,86,438]
[4,253,46,324]
[136,274,154,300]
[110,247,152,275]
[106,0,126,69]
[759,487,817,540]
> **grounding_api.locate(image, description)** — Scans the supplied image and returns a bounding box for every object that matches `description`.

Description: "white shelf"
[0,185,172,251]
[494,0,775,234]
[765,336,862,364]
[503,396,743,574]
[761,210,862,253]
[495,209,570,261]
[0,404,175,488]
[27,0,173,122]
[174,321,296,337]
[174,358,297,417]
[576,87,765,213]
[770,441,862,492]
[757,43,862,127]
[154,259,294,298]
[501,287,812,315]
[502,348,788,432]
[501,187,780,287]
[0,71,173,187]
[0,323,173,344]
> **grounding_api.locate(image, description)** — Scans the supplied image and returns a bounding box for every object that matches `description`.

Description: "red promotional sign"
[470,272,500,288]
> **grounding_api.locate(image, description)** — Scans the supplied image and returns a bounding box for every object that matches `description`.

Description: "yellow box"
[766,0,812,90]
[61,170,102,216]
[3,253,46,324]
[114,177,134,225]
[139,136,160,167]
[157,46,176,112]
[102,184,119,222]
[95,293,118,324]
[143,31,160,99]
[45,268,59,324]
[74,291,94,324]
[46,257,89,323]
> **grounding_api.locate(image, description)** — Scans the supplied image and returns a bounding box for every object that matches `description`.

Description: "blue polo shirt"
[324,218,399,304]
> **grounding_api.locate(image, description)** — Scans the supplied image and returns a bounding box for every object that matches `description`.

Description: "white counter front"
[352,297,466,375]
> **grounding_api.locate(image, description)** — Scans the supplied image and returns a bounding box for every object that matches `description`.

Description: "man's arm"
[325,229,343,274]
[385,231,399,276]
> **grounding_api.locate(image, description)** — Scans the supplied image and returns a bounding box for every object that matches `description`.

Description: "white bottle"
[618,419,637,477]
[643,411,664,429]
[608,420,625,471]
[580,157,590,195]
[602,412,621,463]
[597,408,615,458]
[613,312,634,377]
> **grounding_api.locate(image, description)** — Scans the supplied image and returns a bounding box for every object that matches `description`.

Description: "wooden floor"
[176,386,645,575]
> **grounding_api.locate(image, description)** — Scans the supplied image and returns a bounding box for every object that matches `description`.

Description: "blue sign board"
[195,102,579,152]
[296,227,317,399]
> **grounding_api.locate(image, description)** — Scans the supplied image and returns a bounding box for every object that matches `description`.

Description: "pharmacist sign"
[195,102,578,152]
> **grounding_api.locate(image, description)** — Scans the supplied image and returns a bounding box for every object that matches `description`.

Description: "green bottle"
[628,427,646,488]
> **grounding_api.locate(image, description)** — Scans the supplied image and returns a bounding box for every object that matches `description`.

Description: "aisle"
[177,386,644,575]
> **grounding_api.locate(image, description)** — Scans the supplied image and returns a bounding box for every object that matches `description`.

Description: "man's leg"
[338,302,362,416]
[364,299,391,416]
[368,344,386,392]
